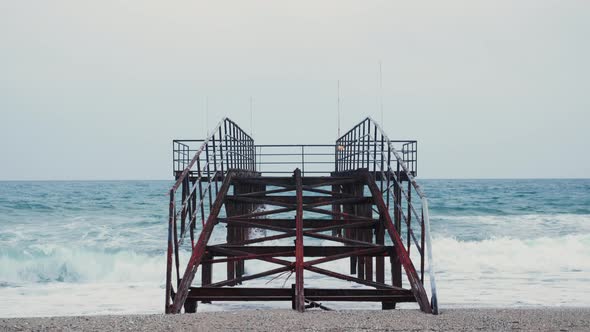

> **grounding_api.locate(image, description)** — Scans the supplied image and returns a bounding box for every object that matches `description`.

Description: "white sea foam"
[435,213,590,228]
[0,245,164,284]
[433,234,590,274]
[430,233,590,307]
[1,233,589,316]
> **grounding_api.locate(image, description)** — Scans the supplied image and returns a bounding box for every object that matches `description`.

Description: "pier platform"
[165,117,438,314]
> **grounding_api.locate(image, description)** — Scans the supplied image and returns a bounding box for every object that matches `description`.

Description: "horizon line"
[1,177,589,182]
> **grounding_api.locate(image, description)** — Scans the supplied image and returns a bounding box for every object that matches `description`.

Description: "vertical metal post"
[205,143,213,209]
[239,128,244,170]
[386,145,391,209]
[421,209,425,284]
[392,164,402,290]
[334,144,339,172]
[380,134,384,192]
[348,132,353,171]
[415,142,418,176]
[225,188,236,284]
[373,124,377,177]
[344,134,349,171]
[407,181,412,254]
[224,120,230,171]
[294,169,305,312]
[218,126,224,180]
[173,141,177,176]
[331,179,342,237]
[197,159,205,227]
[173,202,181,289]
[212,133,219,193]
[181,177,188,236]
[301,146,305,176]
[355,183,364,280]
[366,121,370,170]
[229,123,238,168]
[252,137,255,171]
[256,146,261,173]
[376,213,385,308]
[184,144,188,170]
[362,189,373,282]
[343,134,347,171]
[237,128,241,169]
[353,129,357,170]
[201,252,212,303]
[361,121,366,169]
[190,181,197,248]
[165,191,175,313]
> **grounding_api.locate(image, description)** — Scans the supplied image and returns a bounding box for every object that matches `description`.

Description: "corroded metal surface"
[165,117,438,315]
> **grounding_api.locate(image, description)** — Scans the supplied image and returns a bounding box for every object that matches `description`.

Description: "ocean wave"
[7,201,55,211]
[431,214,590,240]
[434,213,590,222]
[1,232,588,289]
[0,245,164,285]
[432,233,590,275]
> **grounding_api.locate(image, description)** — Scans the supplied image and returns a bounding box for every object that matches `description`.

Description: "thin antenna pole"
[337,80,341,138]
[379,60,383,127]
[250,97,253,137]
[202,97,206,135]
[206,96,209,136]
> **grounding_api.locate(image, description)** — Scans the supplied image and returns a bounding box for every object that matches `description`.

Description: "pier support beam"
[392,179,403,290]
[169,171,432,314]
[224,179,263,285]
[294,169,305,312]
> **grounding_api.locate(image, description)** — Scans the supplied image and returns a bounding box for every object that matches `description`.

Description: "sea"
[0,179,589,317]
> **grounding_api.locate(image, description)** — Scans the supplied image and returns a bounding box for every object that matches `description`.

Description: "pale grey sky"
[1,1,588,180]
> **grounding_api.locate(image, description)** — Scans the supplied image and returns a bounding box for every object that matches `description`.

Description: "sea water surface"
[0,179,589,317]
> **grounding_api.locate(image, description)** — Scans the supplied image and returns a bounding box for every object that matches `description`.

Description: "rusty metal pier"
[165,117,438,314]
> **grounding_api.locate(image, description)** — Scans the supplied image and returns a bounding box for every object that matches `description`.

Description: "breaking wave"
[0,245,163,285]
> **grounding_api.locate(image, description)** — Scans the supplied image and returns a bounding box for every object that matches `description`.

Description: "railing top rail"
[171,117,254,192]
[174,142,415,147]
[255,144,337,147]
[225,118,254,141]
[173,139,206,142]
[376,145,425,199]
[171,118,226,192]
[337,116,425,199]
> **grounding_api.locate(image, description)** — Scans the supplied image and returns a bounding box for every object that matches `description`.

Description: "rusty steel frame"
[166,117,438,315]
[166,118,255,314]
[335,117,438,314]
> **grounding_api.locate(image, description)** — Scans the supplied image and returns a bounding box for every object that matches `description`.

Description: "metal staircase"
[165,117,438,314]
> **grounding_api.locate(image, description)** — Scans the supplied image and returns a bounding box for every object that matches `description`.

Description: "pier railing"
[255,144,335,176]
[166,118,255,313]
[168,116,437,314]
[336,117,438,314]
[172,140,204,175]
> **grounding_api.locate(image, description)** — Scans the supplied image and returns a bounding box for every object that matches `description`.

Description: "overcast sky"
[1,1,588,180]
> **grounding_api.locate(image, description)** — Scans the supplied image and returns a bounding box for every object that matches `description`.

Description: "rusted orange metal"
[165,117,439,315]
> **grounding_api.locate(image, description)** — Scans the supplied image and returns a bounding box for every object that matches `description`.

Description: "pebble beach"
[2,308,589,332]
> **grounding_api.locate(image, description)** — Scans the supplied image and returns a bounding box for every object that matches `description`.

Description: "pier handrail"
[167,116,436,314]
[370,117,438,314]
[336,117,438,314]
[166,118,255,313]
[176,143,341,176]
[255,144,336,176]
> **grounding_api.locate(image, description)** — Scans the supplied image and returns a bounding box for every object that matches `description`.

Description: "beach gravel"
[1,308,589,331]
